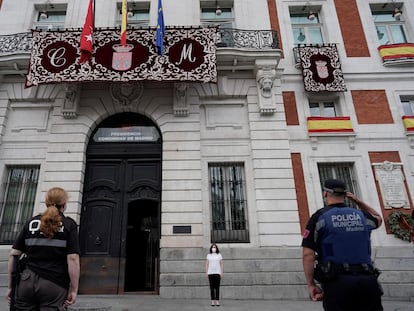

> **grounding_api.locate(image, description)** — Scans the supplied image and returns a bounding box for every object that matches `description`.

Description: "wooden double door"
[79,113,162,294]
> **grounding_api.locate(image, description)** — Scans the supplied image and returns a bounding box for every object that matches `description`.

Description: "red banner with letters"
[25,27,217,87]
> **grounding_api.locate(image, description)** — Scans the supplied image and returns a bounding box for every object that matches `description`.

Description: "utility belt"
[314,261,381,283]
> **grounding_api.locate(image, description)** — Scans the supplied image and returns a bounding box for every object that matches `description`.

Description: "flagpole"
[93,0,96,29]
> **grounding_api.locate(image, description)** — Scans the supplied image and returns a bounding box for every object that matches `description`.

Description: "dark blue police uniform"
[302,203,383,311]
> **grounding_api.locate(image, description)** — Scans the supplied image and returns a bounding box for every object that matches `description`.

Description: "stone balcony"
[0,28,281,77]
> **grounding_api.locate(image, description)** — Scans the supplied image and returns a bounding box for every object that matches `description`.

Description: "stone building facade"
[0,0,413,301]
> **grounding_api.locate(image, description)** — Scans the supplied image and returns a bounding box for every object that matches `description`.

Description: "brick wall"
[283,91,299,126]
[334,0,370,57]
[291,153,309,233]
[267,0,283,56]
[352,90,394,124]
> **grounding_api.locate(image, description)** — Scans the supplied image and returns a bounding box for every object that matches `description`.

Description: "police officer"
[302,179,383,311]
[7,187,80,310]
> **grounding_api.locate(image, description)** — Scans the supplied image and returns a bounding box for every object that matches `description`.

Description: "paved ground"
[63,295,414,311]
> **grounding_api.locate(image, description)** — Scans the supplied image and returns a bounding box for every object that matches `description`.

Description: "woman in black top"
[7,187,80,310]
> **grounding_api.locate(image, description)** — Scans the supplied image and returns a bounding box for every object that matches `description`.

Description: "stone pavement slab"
[3,295,413,311]
[67,295,413,311]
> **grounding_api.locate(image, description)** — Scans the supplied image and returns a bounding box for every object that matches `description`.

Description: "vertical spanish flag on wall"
[120,0,128,46]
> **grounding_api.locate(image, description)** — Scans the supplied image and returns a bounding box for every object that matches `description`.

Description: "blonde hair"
[40,187,68,239]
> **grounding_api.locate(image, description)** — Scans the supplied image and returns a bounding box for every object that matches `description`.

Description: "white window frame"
[309,101,338,117]
[116,1,150,28]
[33,3,66,31]
[290,6,324,45]
[371,4,408,45]
[401,97,414,116]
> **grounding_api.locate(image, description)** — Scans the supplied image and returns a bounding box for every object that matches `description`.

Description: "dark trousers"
[15,269,68,311]
[322,274,383,311]
[208,274,221,300]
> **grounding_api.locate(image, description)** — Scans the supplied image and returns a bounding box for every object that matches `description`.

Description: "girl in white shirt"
[206,243,223,307]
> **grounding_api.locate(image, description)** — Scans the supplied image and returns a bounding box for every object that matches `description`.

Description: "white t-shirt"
[207,253,223,275]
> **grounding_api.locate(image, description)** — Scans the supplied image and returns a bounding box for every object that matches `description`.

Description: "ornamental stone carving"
[110,82,143,107]
[256,67,277,115]
[173,82,189,117]
[62,84,80,119]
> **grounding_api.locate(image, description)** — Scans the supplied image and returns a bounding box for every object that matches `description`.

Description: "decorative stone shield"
[112,44,134,71]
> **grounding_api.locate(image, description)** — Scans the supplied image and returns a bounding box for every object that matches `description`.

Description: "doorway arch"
[79,112,162,294]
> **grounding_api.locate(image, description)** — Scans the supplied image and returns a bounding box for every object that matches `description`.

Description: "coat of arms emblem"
[112,44,134,71]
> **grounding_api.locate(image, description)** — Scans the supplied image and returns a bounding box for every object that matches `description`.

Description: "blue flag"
[156,0,165,55]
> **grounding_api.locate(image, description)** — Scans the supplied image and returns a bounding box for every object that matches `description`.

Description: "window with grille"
[208,162,249,243]
[371,4,407,45]
[317,162,358,208]
[0,166,40,244]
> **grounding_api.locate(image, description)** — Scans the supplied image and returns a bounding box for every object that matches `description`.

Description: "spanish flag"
[378,43,414,61]
[307,116,354,133]
[120,0,127,46]
[402,116,414,131]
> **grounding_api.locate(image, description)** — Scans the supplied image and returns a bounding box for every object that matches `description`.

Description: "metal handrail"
[0,28,279,56]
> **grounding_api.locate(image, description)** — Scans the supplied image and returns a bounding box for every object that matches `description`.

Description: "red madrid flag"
[79,0,94,64]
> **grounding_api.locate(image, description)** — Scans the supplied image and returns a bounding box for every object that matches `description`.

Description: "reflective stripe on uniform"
[25,238,67,248]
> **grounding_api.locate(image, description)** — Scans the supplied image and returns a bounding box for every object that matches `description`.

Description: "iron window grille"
[318,162,358,208]
[208,162,249,243]
[0,166,40,244]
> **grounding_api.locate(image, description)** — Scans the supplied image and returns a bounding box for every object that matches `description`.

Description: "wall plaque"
[373,161,410,209]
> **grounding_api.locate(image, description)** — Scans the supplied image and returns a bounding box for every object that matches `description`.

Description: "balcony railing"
[0,28,278,56]
[217,28,278,49]
[0,32,32,56]
[211,219,250,243]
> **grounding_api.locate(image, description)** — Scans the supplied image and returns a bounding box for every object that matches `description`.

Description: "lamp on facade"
[40,10,48,20]
[127,9,134,18]
[215,1,222,16]
[392,7,402,20]
[308,11,316,21]
[40,0,52,20]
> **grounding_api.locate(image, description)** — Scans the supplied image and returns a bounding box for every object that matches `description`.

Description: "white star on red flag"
[79,0,94,64]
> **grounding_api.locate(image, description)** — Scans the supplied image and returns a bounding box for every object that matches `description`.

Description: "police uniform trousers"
[14,269,68,311]
[322,273,383,311]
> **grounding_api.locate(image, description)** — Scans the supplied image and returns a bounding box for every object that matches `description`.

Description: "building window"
[33,3,67,31]
[401,98,414,115]
[290,6,324,45]
[201,1,234,47]
[208,162,249,243]
[0,166,40,244]
[371,5,407,45]
[317,162,358,207]
[309,101,337,117]
[116,2,150,28]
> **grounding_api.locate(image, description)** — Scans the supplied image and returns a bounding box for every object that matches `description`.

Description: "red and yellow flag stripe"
[402,116,414,132]
[307,116,353,133]
[378,43,414,61]
[120,0,127,46]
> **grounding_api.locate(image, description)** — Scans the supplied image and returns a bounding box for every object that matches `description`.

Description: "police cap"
[323,179,346,194]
